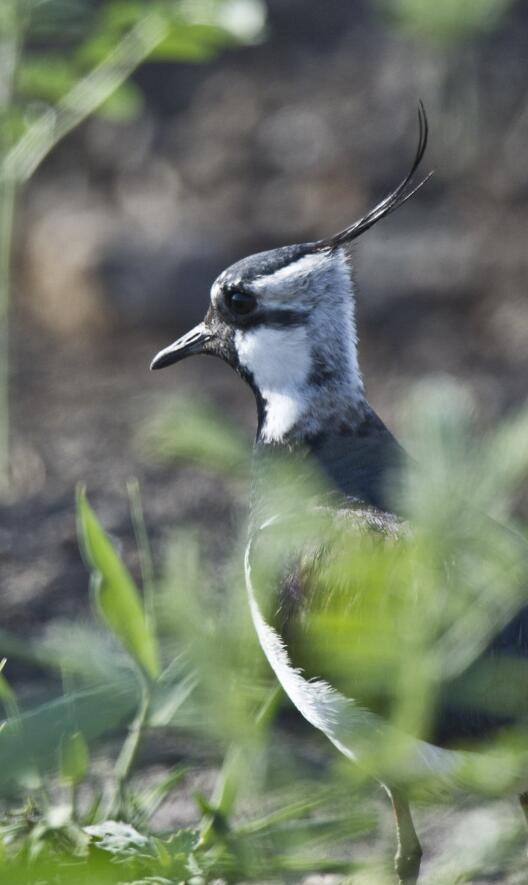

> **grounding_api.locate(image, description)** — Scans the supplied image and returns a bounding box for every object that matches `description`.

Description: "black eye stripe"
[261,308,308,326]
[237,308,308,329]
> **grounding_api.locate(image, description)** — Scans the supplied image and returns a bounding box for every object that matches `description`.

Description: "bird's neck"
[250,355,370,528]
[245,306,366,446]
[256,382,367,446]
[251,398,403,529]
[254,348,367,447]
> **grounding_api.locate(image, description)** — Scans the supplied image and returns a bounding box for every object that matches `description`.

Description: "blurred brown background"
[4,0,528,636]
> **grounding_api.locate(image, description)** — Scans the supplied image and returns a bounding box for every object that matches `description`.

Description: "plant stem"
[0,14,168,489]
[0,0,20,491]
[108,678,151,817]
[127,478,157,637]
[0,174,15,492]
[4,13,169,184]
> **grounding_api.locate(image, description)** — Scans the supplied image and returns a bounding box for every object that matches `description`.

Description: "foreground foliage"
[1,382,528,883]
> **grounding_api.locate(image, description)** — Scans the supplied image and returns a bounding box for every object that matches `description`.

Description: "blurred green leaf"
[18,58,79,103]
[76,0,266,68]
[379,0,516,42]
[139,397,250,477]
[135,765,189,823]
[76,488,160,680]
[149,672,197,727]
[149,24,228,61]
[97,0,147,34]
[59,731,90,786]
[178,0,267,43]
[0,658,17,709]
[0,685,138,789]
[97,81,144,122]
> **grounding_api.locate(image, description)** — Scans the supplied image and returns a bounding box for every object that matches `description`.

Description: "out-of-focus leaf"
[149,672,197,727]
[0,685,138,789]
[0,658,17,709]
[76,488,160,680]
[149,24,227,61]
[77,0,265,68]
[97,81,144,122]
[0,108,28,148]
[18,58,79,102]
[135,765,189,822]
[59,730,90,786]
[97,0,147,34]
[379,0,515,42]
[139,397,250,477]
[179,0,267,43]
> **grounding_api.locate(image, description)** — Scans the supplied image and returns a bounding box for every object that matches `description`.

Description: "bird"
[150,104,528,883]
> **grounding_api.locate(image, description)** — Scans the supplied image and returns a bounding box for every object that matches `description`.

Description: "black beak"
[150,323,212,370]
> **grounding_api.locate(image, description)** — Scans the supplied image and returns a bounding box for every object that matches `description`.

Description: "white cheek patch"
[235,326,311,388]
[235,327,311,442]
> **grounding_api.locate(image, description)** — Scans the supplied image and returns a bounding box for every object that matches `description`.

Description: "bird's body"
[151,105,528,883]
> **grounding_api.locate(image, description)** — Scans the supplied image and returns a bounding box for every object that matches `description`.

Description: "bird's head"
[151,104,430,445]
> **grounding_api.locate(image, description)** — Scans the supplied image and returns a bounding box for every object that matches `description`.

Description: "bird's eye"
[226,291,257,316]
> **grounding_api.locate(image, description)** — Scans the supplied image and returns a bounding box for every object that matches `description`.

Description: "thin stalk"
[0,0,21,490]
[107,677,151,817]
[127,477,157,637]
[0,175,15,491]
[4,13,169,184]
[70,780,80,821]
[0,12,168,487]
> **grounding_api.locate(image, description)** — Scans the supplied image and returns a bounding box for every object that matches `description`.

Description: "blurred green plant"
[0,482,364,883]
[0,0,266,493]
[1,383,528,881]
[138,395,251,478]
[376,0,517,43]
[143,382,528,876]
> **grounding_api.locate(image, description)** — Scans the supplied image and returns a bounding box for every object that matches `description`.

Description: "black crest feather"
[315,101,431,252]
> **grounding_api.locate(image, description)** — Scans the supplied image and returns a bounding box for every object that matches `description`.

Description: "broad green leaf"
[59,731,90,785]
[76,488,160,679]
